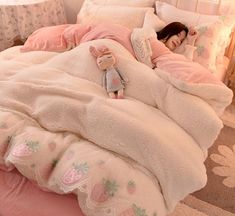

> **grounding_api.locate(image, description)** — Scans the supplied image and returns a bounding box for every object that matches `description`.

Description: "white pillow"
[143,10,166,32]
[82,0,155,7]
[77,3,154,30]
[193,21,224,72]
[155,1,220,26]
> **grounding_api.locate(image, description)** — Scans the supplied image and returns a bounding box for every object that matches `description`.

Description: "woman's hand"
[187,27,198,46]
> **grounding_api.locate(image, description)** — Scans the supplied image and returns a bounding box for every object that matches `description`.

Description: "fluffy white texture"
[0,39,232,215]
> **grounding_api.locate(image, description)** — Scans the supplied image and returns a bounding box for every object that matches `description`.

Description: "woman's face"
[164,30,187,51]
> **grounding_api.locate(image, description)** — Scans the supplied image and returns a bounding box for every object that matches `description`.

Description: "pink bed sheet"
[0,169,85,216]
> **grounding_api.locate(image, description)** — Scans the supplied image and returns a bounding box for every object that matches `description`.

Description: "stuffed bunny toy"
[89,45,126,99]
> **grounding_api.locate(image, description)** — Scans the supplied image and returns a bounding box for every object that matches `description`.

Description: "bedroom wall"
[63,0,84,23]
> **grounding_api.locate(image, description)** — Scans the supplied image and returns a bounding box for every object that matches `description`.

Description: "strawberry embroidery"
[48,142,57,152]
[90,178,119,203]
[12,140,39,157]
[127,180,136,194]
[119,204,148,216]
[62,162,89,185]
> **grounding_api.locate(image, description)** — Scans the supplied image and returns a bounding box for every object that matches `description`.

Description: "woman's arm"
[187,27,198,46]
[182,27,198,60]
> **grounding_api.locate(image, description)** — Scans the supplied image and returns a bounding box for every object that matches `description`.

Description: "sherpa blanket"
[0,38,233,216]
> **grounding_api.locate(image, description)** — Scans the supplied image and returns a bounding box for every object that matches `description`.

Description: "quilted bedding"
[0,39,233,216]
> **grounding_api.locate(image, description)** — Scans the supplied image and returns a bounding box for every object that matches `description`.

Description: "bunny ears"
[89,45,112,58]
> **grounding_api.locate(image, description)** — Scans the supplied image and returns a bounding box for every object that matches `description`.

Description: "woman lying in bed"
[20,22,221,84]
[156,22,198,59]
[20,21,197,59]
[147,22,222,84]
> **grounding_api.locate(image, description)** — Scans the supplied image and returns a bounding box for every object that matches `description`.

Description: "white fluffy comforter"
[0,39,233,216]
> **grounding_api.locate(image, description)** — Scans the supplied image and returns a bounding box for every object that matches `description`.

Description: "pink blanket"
[149,37,222,85]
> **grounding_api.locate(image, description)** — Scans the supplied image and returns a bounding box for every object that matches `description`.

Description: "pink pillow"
[21,25,70,52]
[21,24,92,52]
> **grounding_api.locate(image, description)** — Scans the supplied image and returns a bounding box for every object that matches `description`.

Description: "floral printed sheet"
[0,39,233,216]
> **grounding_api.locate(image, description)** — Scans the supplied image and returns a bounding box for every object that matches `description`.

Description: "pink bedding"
[0,169,84,216]
[149,37,222,85]
[0,35,233,216]
[21,23,135,56]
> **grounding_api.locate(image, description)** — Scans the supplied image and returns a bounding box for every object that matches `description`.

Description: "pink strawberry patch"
[12,144,32,157]
[90,178,118,203]
[119,204,147,216]
[62,162,89,185]
[127,180,136,195]
[48,142,57,152]
[11,140,39,157]
[90,183,110,203]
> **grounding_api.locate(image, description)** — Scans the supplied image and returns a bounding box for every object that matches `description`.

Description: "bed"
[0,0,234,216]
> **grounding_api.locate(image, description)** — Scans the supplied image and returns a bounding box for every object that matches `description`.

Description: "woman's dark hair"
[157,22,189,41]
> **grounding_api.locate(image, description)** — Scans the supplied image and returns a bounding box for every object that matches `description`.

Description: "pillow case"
[143,10,166,33]
[77,3,154,30]
[193,21,224,72]
[155,1,219,26]
[20,24,70,52]
[21,24,91,52]
[155,1,235,57]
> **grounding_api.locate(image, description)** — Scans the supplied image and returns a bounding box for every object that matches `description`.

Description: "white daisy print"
[210,144,235,188]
